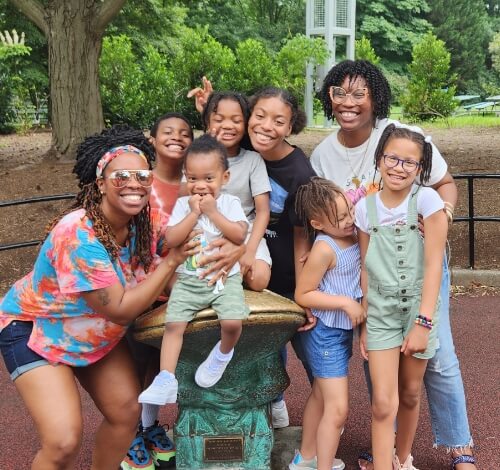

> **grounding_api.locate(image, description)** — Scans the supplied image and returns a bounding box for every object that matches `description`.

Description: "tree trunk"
[46,2,104,160]
[9,0,126,160]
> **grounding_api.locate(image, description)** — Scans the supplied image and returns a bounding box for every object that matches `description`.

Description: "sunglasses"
[329,86,369,104]
[103,169,154,188]
[382,154,421,173]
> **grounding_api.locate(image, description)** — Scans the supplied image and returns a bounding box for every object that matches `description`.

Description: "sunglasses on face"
[103,169,154,188]
[329,86,369,104]
[382,154,421,173]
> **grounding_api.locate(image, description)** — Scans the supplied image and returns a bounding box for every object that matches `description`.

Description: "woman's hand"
[187,76,213,113]
[239,250,256,279]
[198,238,245,286]
[166,234,200,268]
[401,325,430,356]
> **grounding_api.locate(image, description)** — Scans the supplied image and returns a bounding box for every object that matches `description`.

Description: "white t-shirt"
[168,193,248,277]
[310,118,448,204]
[355,186,444,233]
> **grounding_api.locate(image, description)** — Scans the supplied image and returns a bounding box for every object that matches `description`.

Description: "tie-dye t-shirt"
[0,208,167,366]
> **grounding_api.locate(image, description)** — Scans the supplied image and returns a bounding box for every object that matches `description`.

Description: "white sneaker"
[195,341,231,388]
[393,453,419,470]
[288,450,345,470]
[138,374,178,405]
[271,399,289,428]
[331,457,346,470]
[288,450,316,470]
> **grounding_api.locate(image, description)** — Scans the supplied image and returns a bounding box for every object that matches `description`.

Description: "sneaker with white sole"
[195,341,231,388]
[288,450,345,470]
[271,399,289,428]
[138,374,178,405]
[393,453,419,470]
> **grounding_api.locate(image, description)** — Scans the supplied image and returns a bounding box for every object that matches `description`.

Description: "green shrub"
[401,32,457,121]
[355,36,380,65]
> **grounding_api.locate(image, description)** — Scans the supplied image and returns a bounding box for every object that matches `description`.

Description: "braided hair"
[46,124,157,271]
[249,87,307,135]
[320,60,391,123]
[374,124,433,184]
[295,176,351,241]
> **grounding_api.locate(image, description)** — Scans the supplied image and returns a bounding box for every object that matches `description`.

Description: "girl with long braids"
[0,125,194,470]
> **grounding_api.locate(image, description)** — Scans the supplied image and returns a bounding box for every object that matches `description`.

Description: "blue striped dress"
[312,234,363,330]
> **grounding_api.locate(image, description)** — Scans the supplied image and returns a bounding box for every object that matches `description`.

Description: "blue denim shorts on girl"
[301,318,353,378]
[0,321,49,380]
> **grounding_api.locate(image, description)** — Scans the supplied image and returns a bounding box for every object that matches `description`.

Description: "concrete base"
[451,268,500,287]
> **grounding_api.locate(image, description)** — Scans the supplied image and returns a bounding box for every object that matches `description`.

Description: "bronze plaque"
[203,435,244,462]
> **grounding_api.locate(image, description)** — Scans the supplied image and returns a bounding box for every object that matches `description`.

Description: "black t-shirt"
[264,146,316,297]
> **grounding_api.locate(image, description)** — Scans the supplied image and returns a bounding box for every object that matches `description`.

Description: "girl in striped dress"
[290,177,366,470]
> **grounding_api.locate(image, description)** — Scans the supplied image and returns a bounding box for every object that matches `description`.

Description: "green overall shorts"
[364,188,439,359]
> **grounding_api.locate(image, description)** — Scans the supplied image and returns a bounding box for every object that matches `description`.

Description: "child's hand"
[344,299,366,327]
[359,324,368,361]
[401,325,430,356]
[298,250,310,265]
[187,76,213,113]
[199,194,217,216]
[297,307,317,332]
[188,194,202,215]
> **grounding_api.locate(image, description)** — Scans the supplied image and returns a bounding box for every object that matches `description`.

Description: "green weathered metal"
[134,289,306,469]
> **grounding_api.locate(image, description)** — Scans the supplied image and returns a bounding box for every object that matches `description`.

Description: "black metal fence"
[1,174,499,268]
[452,174,500,269]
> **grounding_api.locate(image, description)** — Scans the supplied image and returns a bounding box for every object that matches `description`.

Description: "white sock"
[214,343,234,362]
[141,403,159,429]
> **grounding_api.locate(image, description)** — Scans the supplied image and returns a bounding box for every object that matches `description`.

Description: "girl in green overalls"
[356,125,448,470]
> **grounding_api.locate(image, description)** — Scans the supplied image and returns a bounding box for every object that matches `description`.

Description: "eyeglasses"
[103,169,154,188]
[382,154,421,173]
[329,86,369,104]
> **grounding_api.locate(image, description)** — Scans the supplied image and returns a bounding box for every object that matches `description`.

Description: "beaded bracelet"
[415,314,434,330]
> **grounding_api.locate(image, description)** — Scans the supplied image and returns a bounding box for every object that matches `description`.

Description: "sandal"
[451,455,476,469]
[358,451,373,470]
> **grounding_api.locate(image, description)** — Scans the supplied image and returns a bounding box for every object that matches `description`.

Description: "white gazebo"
[305,0,356,126]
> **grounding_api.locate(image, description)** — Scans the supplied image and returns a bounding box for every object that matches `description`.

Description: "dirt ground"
[0,126,499,295]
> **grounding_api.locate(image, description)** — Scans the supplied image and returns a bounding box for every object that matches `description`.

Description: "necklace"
[339,130,373,188]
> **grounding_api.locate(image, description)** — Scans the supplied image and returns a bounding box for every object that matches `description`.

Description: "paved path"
[0,296,497,469]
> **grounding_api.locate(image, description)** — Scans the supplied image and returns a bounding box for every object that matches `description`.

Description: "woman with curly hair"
[0,124,194,470]
[311,60,476,470]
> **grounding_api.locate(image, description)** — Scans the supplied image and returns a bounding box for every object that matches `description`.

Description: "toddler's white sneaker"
[195,341,232,388]
[138,372,178,405]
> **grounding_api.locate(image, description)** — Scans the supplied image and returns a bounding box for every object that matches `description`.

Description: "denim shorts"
[0,320,49,381]
[302,318,353,379]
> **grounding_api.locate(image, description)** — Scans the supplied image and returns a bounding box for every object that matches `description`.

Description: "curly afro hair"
[320,60,391,123]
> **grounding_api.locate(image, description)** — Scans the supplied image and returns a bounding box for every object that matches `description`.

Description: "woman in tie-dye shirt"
[0,125,193,470]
